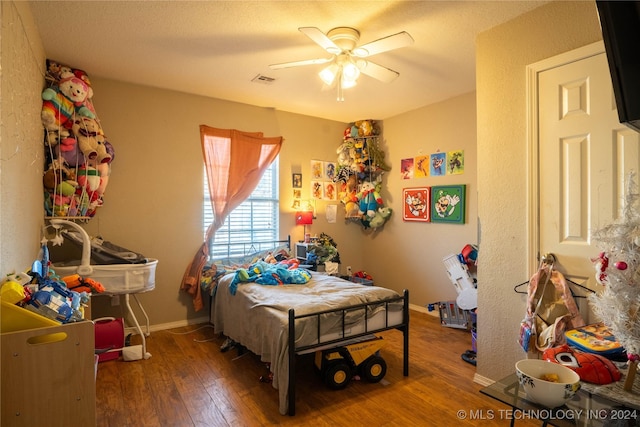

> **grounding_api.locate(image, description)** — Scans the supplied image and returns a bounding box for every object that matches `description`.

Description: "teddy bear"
[41,75,96,132]
[356,181,383,218]
[71,117,111,164]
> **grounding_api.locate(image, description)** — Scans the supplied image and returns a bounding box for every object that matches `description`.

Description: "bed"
[202,238,409,416]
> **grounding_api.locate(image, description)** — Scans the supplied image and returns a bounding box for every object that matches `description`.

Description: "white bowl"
[515,359,581,408]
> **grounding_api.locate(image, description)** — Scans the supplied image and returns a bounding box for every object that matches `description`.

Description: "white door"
[530,42,640,319]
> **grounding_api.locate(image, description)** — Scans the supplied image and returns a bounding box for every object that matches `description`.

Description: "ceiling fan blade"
[353,31,414,57]
[357,60,400,83]
[299,27,341,54]
[269,57,333,70]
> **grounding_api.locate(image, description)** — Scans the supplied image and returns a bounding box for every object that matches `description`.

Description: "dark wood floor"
[96,310,538,426]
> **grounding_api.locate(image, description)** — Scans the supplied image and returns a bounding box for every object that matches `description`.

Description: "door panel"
[535,48,640,321]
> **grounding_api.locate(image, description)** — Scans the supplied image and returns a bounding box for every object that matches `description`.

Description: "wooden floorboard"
[95,310,539,426]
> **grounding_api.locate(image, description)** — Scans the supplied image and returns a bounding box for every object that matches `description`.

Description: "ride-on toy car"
[314,335,387,389]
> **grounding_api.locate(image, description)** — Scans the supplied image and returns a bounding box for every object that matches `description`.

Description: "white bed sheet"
[210,271,403,415]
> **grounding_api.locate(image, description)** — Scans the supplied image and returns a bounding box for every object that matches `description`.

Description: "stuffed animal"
[356,181,383,218]
[41,75,95,132]
[336,140,353,167]
[340,174,360,218]
[369,207,392,229]
[71,117,111,163]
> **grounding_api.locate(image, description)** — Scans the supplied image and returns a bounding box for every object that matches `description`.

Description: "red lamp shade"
[295,211,313,225]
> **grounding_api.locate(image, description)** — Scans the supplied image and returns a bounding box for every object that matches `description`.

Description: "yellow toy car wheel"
[324,361,352,389]
[360,355,387,383]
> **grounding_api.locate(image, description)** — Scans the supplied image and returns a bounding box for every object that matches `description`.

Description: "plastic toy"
[314,336,387,389]
[543,344,621,384]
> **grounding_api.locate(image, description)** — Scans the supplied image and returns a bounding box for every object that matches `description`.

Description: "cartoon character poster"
[414,155,429,178]
[400,158,414,180]
[311,160,323,180]
[311,180,323,200]
[447,150,464,175]
[323,181,336,201]
[324,162,337,181]
[431,185,466,223]
[430,152,447,176]
[402,187,430,222]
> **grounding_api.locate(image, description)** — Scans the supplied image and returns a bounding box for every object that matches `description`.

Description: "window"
[203,158,279,259]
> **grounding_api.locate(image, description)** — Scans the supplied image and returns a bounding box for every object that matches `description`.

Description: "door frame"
[526,41,605,275]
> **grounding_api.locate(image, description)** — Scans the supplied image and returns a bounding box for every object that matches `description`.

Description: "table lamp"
[295,211,313,242]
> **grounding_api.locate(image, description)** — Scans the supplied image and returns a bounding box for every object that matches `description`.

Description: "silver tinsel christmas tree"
[590,173,640,390]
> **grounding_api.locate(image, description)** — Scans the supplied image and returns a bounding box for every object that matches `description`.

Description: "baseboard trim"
[473,372,494,387]
[124,316,209,335]
[410,303,439,317]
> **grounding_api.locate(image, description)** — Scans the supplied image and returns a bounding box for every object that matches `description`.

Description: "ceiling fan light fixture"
[340,76,357,89]
[352,47,368,57]
[342,61,360,82]
[318,63,339,86]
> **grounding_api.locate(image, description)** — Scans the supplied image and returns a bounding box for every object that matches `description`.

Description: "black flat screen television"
[596,1,640,133]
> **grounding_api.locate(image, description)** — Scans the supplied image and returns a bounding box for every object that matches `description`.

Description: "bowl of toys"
[516,359,581,408]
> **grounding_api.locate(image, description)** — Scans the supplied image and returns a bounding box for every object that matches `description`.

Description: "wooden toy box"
[1,321,96,426]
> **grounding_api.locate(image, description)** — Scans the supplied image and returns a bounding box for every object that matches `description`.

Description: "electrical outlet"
[111,295,120,306]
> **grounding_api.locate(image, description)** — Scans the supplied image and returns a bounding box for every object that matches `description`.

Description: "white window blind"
[203,159,279,259]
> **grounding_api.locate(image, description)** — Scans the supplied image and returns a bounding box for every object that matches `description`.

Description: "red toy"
[543,344,621,385]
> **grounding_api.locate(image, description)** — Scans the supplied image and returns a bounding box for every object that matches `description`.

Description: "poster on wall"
[403,187,431,222]
[324,162,337,181]
[430,153,447,176]
[311,160,323,180]
[323,181,337,201]
[414,155,429,178]
[447,150,464,175]
[400,158,414,180]
[311,180,323,199]
[431,185,466,224]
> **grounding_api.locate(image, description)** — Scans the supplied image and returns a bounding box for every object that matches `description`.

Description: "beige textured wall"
[476,1,602,381]
[0,2,46,277]
[76,78,363,325]
[1,0,478,330]
[369,92,478,306]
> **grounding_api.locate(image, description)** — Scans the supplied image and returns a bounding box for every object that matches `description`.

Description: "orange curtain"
[180,125,283,311]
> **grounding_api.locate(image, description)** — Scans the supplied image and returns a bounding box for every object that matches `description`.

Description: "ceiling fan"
[269,27,414,99]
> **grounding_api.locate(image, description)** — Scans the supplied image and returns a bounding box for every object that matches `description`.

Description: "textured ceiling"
[28,1,547,123]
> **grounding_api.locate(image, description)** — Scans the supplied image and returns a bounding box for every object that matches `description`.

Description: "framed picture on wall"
[431,185,466,224]
[403,187,431,222]
[292,173,302,188]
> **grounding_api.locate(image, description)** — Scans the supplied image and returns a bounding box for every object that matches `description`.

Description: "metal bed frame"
[208,237,410,416]
[287,289,410,415]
